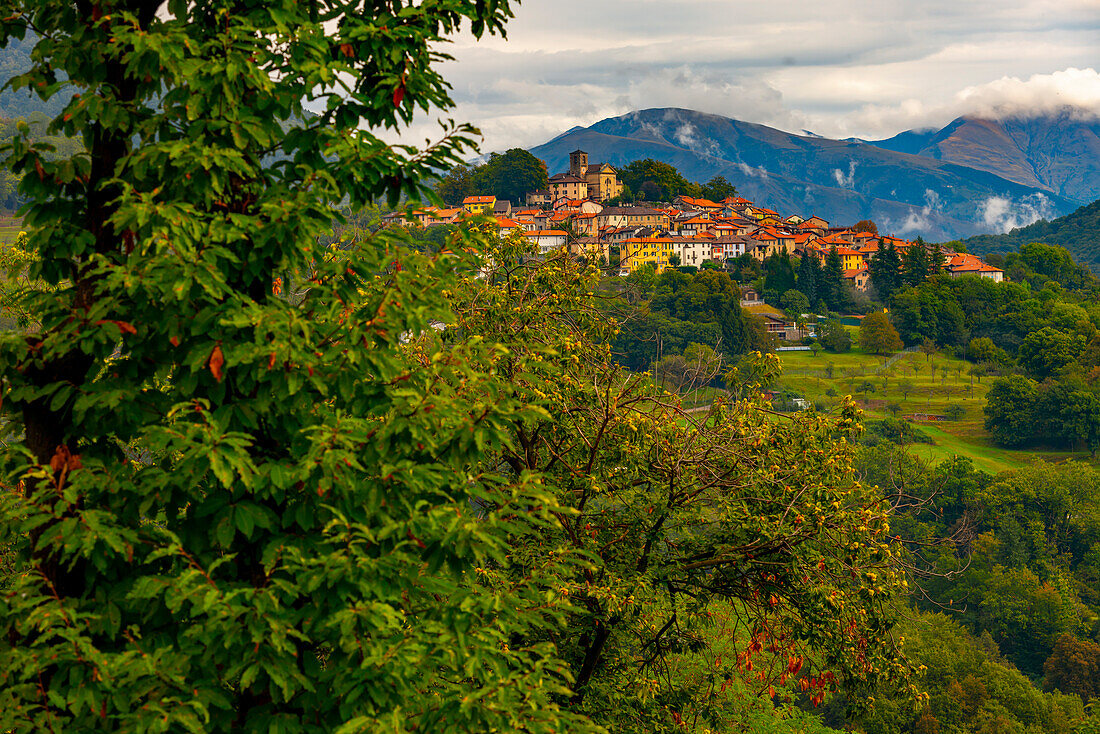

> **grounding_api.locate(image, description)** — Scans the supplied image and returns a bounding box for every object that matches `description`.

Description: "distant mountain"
[961,198,1100,274]
[529,108,1081,241]
[866,111,1100,204]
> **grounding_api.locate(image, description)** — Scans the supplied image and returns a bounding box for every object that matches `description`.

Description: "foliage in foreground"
[0,1,596,731]
[448,241,919,732]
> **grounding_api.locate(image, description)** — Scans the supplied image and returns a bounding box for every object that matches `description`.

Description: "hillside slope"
[961,198,1100,273]
[529,108,1080,240]
[868,111,1100,204]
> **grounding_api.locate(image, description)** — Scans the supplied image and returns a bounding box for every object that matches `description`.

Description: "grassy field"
[774,343,1096,474]
[0,216,22,246]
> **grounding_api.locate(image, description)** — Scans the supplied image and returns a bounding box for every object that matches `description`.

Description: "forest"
[1,2,1100,734]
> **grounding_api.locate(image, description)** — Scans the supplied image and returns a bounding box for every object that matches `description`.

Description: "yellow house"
[836,246,864,271]
[621,237,678,273]
[462,195,496,214]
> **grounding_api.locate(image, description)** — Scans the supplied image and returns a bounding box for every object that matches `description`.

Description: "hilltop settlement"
[389,149,1005,288]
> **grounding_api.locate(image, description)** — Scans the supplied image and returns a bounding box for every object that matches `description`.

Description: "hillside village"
[390,149,1006,292]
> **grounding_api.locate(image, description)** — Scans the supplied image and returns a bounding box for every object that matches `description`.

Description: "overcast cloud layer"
[391,0,1100,157]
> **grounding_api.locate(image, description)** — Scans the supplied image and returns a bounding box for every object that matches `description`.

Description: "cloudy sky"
[400,0,1100,154]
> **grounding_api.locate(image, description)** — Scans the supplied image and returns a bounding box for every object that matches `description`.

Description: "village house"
[595,206,670,231]
[524,229,569,255]
[744,303,800,340]
[678,236,711,267]
[712,234,755,261]
[947,254,1005,282]
[526,189,552,207]
[548,173,588,202]
[462,195,496,215]
[843,265,871,293]
[620,237,679,273]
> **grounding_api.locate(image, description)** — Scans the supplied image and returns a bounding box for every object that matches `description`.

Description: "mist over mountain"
[962,198,1100,274]
[528,108,1087,240]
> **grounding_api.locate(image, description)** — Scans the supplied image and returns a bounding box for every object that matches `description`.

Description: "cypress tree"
[901,237,930,287]
[797,250,819,303]
[929,241,945,275]
[870,240,901,302]
[823,245,845,312]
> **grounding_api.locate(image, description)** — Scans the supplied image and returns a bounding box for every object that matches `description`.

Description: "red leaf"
[268,353,276,370]
[34,158,45,181]
[95,319,136,335]
[50,446,70,473]
[169,336,180,347]
[209,345,225,382]
[339,43,355,58]
[392,85,405,108]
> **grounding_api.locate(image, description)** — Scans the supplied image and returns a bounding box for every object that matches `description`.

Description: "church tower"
[569,149,588,177]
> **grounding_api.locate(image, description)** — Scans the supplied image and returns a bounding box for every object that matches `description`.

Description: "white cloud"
[980,193,1056,233]
[833,161,857,189]
[957,67,1100,119]
[891,189,943,236]
[375,1,1100,152]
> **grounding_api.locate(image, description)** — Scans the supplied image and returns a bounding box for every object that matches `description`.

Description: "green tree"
[765,249,797,297]
[902,239,931,287]
[797,250,821,304]
[1044,635,1100,702]
[899,379,914,402]
[1018,327,1086,380]
[967,337,1012,368]
[984,375,1040,447]
[618,158,700,202]
[781,288,811,315]
[819,319,852,353]
[929,241,945,275]
[472,147,548,203]
[823,246,850,312]
[868,240,901,302]
[454,256,917,728]
[700,174,736,201]
[0,3,589,732]
[859,311,904,356]
[435,162,476,205]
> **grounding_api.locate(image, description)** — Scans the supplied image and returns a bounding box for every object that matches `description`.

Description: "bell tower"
[569,150,588,177]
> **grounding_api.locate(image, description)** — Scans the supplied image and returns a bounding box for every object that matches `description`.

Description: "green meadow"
[774,344,1095,473]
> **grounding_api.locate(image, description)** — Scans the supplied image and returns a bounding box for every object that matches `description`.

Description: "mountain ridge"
[529,107,1085,240]
[864,110,1100,203]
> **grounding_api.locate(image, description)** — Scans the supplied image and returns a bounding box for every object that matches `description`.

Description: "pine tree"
[823,245,846,312]
[929,241,945,275]
[764,249,796,296]
[902,237,931,287]
[797,250,819,303]
[870,240,901,301]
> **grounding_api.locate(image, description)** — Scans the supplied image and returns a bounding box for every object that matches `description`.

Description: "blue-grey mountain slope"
[866,110,1100,204]
[529,108,1082,240]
